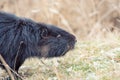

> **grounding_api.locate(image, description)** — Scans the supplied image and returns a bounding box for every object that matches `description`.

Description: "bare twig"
[14,41,24,70]
[9,67,25,80]
[0,54,15,80]
[0,63,25,80]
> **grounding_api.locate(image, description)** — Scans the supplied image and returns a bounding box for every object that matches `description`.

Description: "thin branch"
[0,54,15,80]
[0,60,25,80]
[14,41,24,70]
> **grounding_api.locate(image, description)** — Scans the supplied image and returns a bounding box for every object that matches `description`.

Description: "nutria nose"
[72,35,77,43]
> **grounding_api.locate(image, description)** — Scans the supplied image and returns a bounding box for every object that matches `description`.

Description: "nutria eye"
[57,34,61,38]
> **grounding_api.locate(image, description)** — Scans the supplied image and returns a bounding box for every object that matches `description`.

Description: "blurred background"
[1,0,120,40]
[0,0,120,80]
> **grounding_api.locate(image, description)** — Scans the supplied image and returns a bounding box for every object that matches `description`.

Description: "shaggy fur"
[0,12,76,72]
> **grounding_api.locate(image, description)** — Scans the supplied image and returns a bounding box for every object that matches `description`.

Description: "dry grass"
[20,40,120,80]
[1,0,120,40]
[0,0,120,80]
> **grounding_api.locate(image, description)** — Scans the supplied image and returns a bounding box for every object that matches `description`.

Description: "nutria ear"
[41,28,48,38]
